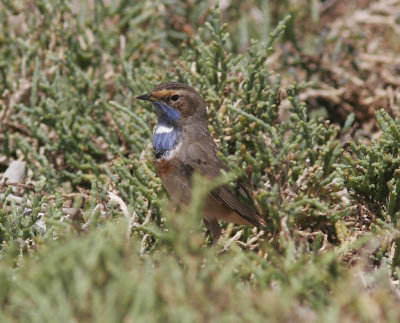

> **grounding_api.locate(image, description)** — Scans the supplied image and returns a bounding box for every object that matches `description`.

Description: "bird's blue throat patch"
[152,101,181,124]
[153,124,181,159]
[152,102,182,159]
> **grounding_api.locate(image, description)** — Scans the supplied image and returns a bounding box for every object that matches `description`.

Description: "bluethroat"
[137,82,265,242]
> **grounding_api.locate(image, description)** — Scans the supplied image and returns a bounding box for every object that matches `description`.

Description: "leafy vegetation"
[1,0,400,321]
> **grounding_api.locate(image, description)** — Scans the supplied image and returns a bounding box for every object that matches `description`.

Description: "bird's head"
[136,82,207,126]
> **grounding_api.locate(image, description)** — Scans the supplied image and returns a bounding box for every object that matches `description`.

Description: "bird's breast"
[152,123,193,204]
[155,158,177,177]
[154,141,182,176]
[153,123,182,177]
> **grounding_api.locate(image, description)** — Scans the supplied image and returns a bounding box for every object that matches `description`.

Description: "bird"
[136,82,265,242]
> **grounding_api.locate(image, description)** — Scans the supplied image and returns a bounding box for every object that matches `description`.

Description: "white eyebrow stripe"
[155,125,174,134]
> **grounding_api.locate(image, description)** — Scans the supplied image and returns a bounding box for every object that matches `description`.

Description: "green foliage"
[1,198,398,322]
[169,11,346,239]
[0,0,399,321]
[0,202,390,323]
[341,110,400,225]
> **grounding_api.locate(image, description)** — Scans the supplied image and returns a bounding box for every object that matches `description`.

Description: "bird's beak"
[136,93,156,101]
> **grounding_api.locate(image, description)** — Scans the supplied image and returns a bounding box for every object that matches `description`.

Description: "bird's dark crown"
[137,82,207,124]
[151,82,195,93]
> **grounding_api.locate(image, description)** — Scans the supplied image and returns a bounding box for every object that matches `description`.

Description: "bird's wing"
[179,139,264,227]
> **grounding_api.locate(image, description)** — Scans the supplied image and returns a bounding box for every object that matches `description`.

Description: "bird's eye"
[170,95,180,102]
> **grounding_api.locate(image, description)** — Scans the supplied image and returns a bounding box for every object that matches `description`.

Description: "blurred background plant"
[1,0,400,321]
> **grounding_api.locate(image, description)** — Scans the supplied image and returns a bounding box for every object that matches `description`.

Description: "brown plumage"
[137,82,265,242]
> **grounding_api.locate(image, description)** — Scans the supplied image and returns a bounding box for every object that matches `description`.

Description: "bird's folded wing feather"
[180,140,264,227]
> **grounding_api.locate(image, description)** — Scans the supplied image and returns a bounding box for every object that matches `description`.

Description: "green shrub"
[1,1,399,321]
